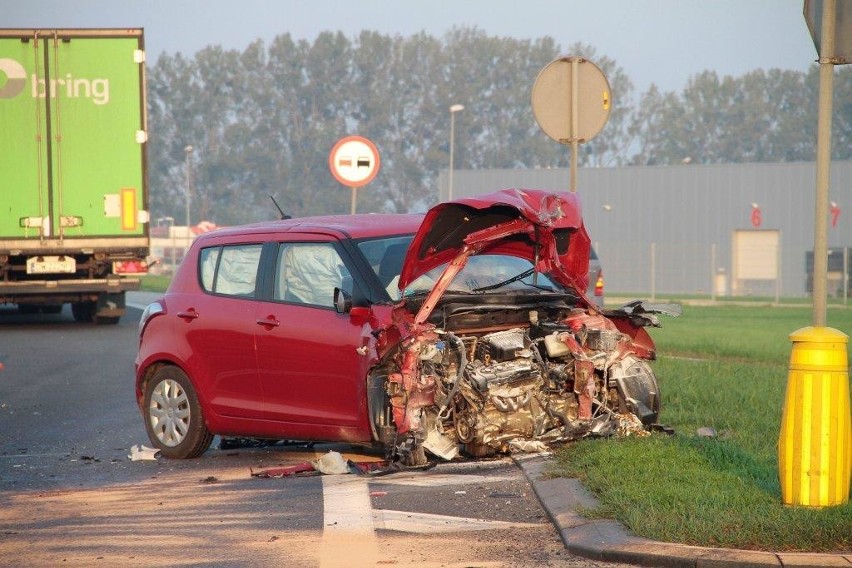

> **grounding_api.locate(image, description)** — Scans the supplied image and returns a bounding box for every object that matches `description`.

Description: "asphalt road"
[0,301,631,567]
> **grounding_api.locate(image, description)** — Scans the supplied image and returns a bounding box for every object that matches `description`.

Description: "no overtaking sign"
[329,135,380,188]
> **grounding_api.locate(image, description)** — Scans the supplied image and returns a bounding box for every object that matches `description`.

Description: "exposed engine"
[377,304,664,465]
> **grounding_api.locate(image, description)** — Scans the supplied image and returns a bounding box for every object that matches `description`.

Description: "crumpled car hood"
[398,188,592,295]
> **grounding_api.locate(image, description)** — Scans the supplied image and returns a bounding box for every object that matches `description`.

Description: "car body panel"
[253,234,373,438]
[254,298,373,437]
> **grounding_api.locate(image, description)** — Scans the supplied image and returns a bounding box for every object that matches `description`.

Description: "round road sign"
[329,135,380,188]
[531,57,611,144]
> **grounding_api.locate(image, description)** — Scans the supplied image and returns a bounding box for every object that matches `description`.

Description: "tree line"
[147,27,852,225]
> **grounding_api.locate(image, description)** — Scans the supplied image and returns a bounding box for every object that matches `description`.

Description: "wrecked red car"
[135,189,678,464]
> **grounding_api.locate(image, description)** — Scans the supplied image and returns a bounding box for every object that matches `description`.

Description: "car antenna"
[269,195,291,220]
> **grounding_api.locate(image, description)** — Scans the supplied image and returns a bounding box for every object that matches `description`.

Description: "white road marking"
[373,509,542,533]
[320,474,379,568]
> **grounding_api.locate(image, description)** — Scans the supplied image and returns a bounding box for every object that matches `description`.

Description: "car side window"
[274,242,350,307]
[198,244,263,297]
[199,247,220,291]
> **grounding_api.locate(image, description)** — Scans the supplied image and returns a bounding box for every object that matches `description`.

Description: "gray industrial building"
[439,161,852,298]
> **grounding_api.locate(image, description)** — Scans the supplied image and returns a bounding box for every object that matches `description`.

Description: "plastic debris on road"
[311,451,350,474]
[128,444,160,461]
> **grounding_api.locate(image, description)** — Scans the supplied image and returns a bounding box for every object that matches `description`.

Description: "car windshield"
[357,236,567,301]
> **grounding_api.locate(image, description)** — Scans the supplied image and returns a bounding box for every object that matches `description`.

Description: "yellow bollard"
[778,326,851,507]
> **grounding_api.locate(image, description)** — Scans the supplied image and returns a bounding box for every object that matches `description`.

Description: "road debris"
[250,451,435,479]
[250,462,317,478]
[312,451,350,474]
[128,444,160,461]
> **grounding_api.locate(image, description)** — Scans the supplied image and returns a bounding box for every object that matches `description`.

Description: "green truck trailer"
[0,29,150,324]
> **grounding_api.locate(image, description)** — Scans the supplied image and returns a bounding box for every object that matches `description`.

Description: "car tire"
[143,366,213,459]
[17,304,39,315]
[71,301,95,322]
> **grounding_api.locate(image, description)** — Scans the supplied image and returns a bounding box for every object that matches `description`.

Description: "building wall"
[439,161,852,297]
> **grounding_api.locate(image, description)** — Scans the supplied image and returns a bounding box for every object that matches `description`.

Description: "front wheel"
[143,366,213,459]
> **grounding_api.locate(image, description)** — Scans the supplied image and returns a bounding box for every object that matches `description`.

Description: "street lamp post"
[184,145,193,230]
[448,104,464,201]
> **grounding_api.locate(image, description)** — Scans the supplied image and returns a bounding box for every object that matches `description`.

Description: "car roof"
[196,213,425,242]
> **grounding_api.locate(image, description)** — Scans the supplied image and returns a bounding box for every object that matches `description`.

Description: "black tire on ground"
[42,304,63,314]
[71,301,96,322]
[17,304,39,315]
[142,366,213,459]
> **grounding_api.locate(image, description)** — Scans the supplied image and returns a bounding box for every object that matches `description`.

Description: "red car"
[135,189,677,464]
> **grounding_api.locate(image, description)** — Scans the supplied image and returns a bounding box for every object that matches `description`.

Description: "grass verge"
[138,274,171,293]
[550,304,852,552]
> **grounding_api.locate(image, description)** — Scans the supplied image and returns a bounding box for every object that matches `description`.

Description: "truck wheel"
[143,366,213,459]
[71,301,95,322]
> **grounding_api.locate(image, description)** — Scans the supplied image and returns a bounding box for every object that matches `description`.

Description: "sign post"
[329,136,380,214]
[531,57,611,192]
[777,0,852,508]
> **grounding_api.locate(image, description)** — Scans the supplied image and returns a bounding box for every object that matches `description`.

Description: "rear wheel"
[143,366,213,459]
[71,301,96,322]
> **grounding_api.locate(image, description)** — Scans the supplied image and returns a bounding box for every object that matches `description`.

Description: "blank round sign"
[531,57,611,144]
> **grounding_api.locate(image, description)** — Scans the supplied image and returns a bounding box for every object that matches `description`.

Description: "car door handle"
[256,317,280,328]
[177,309,199,320]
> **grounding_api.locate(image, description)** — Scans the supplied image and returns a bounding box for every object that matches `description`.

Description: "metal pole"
[652,242,657,301]
[812,0,836,327]
[448,104,464,201]
[449,113,455,201]
[184,145,193,230]
[779,0,851,509]
[776,232,781,304]
[711,243,717,302]
[570,57,579,192]
[350,186,357,215]
[845,247,849,304]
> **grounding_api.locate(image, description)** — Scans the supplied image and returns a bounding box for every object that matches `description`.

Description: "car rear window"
[199,244,263,297]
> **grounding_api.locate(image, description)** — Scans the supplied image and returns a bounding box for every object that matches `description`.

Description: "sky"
[6,0,819,94]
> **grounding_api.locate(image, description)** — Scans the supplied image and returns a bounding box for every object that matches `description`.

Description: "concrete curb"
[513,454,852,568]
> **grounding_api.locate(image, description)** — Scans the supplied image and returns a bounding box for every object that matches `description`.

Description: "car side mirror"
[334,287,352,314]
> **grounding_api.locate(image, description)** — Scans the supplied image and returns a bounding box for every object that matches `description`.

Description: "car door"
[181,242,266,419]
[253,236,373,440]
